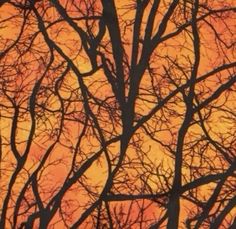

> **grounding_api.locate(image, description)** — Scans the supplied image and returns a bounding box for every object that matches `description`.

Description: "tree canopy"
[0,0,235,228]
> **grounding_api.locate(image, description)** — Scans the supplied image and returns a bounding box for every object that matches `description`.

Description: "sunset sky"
[0,0,235,228]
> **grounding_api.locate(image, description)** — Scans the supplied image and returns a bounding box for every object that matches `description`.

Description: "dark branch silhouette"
[0,0,235,228]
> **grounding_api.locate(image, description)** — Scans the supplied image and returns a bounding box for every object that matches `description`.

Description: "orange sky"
[0,0,235,228]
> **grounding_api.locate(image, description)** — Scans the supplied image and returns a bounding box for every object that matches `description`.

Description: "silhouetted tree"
[0,0,235,228]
